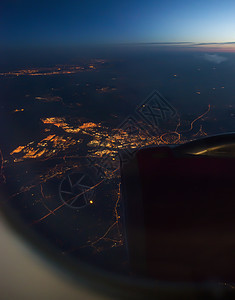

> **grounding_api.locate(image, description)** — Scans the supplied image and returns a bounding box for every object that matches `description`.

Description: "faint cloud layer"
[204,54,228,64]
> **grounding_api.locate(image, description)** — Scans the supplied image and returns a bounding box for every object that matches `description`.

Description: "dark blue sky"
[1,0,235,48]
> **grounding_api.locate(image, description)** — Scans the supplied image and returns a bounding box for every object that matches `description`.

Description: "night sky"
[1,0,235,48]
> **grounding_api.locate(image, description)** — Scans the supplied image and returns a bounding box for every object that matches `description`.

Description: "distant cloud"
[197,42,235,46]
[203,54,228,64]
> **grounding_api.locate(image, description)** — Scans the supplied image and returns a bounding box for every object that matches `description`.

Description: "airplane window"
[1,0,235,299]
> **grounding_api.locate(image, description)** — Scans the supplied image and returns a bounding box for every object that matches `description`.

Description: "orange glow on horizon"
[191,43,235,53]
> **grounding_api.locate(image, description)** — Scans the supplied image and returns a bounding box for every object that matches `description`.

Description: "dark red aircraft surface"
[121,133,235,283]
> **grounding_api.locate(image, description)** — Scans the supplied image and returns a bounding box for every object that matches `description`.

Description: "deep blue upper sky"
[1,0,235,48]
